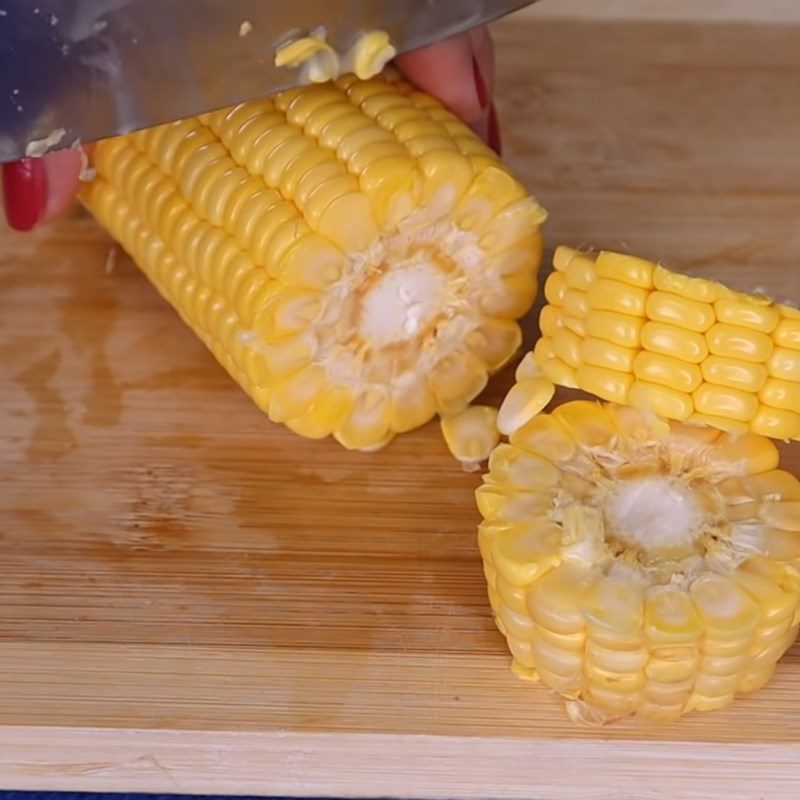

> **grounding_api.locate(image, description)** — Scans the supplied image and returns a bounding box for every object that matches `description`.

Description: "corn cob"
[513,247,799,441]
[80,74,546,451]
[478,399,800,723]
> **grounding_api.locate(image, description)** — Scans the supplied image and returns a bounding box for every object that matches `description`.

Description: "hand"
[1,26,498,232]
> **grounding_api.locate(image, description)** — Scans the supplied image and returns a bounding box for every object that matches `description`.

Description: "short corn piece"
[478,400,800,723]
[80,74,546,451]
[525,247,800,441]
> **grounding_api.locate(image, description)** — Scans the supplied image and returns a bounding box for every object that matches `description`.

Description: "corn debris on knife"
[81,74,546,450]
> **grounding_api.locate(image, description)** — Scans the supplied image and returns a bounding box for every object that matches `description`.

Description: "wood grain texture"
[1,18,799,799]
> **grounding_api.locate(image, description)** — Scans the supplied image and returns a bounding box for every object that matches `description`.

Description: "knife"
[0,0,537,164]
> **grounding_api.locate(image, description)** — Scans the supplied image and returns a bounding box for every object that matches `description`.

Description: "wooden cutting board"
[1,17,799,800]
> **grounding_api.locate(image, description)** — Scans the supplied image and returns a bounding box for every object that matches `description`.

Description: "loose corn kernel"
[497,378,556,436]
[441,405,500,472]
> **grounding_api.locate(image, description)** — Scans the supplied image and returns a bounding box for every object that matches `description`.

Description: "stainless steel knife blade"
[0,0,537,163]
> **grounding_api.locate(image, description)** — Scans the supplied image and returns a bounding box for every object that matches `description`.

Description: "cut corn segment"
[532,247,799,441]
[81,75,545,450]
[478,398,800,724]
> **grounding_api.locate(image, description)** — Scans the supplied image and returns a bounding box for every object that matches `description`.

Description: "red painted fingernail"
[472,56,490,111]
[488,102,502,156]
[2,158,47,231]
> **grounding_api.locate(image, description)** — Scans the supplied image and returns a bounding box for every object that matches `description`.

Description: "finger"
[1,157,46,231]
[395,32,484,125]
[395,26,500,153]
[40,148,83,223]
[2,147,83,231]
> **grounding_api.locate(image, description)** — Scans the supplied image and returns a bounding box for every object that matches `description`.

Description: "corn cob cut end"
[479,398,800,724]
[81,74,546,451]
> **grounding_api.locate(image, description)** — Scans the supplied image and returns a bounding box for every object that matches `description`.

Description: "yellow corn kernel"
[701,356,768,393]
[542,356,578,389]
[544,271,567,306]
[81,76,545,451]
[641,321,709,363]
[767,347,800,381]
[585,309,644,348]
[564,253,598,291]
[774,317,800,349]
[575,365,634,404]
[750,406,800,440]
[629,381,694,420]
[581,336,637,373]
[646,291,715,333]
[693,383,759,423]
[552,244,577,272]
[490,520,563,587]
[552,328,583,369]
[595,251,654,288]
[653,264,719,303]
[533,336,555,364]
[588,277,648,317]
[714,295,780,333]
[562,288,591,320]
[633,352,702,393]
[707,323,774,363]
[539,304,563,338]
[562,314,587,338]
[440,406,500,472]
[759,377,800,412]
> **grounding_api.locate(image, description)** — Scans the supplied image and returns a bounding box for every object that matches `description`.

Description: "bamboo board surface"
[1,17,799,800]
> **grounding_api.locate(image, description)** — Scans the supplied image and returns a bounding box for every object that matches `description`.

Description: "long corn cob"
[524,247,800,440]
[477,245,800,723]
[80,74,546,450]
[478,400,800,724]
